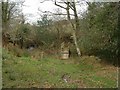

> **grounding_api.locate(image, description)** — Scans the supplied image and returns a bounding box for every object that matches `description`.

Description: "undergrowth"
[2,48,118,88]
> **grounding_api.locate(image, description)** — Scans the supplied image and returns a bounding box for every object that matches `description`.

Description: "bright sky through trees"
[22,0,88,24]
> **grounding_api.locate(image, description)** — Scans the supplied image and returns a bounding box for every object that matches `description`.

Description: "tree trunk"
[72,2,80,36]
[66,2,81,57]
[2,1,10,33]
[72,2,81,56]
[66,2,70,20]
[72,30,81,56]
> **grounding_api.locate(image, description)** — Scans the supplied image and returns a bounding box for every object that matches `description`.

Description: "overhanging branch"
[55,0,67,10]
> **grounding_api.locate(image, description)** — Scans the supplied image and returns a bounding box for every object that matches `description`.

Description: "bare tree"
[2,0,24,33]
[2,0,24,48]
[54,0,81,56]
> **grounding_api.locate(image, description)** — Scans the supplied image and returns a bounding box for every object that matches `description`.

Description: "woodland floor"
[2,48,118,88]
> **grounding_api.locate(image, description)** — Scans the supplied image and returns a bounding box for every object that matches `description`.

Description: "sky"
[22,0,88,24]
[22,0,55,23]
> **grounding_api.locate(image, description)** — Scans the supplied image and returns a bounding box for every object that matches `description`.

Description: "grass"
[2,48,118,88]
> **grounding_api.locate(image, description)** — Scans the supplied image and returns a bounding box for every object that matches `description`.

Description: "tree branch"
[40,0,50,3]
[69,2,74,10]
[55,0,67,10]
[38,9,74,16]
[64,2,74,10]
[53,13,74,16]
[9,3,16,12]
